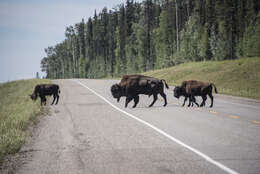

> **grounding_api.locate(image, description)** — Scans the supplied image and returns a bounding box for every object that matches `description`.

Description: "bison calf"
[30,84,60,105]
[111,75,169,108]
[173,80,218,107]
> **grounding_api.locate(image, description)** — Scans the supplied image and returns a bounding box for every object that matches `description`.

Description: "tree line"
[41,0,260,79]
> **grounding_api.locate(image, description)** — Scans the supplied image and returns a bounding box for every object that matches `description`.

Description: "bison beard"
[111,75,169,108]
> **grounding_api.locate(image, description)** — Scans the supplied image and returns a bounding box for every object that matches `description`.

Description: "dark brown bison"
[173,80,218,107]
[111,75,169,108]
[30,84,60,105]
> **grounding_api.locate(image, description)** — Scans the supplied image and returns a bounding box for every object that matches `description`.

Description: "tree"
[241,13,260,57]
[199,25,212,61]
[41,0,260,79]
[115,4,127,75]
[175,0,179,52]
[179,15,201,61]
[126,0,135,36]
[76,19,86,59]
[65,26,78,77]
[209,21,229,60]
[153,8,174,68]
[107,10,118,77]
[36,72,40,79]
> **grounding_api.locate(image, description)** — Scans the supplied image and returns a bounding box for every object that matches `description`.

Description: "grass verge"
[0,79,50,164]
[143,57,260,99]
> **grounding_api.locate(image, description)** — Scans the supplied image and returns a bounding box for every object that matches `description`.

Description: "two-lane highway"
[15,79,260,174]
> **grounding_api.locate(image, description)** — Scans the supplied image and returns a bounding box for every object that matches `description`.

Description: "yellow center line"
[253,121,260,124]
[172,103,179,105]
[229,115,239,119]
[210,110,217,114]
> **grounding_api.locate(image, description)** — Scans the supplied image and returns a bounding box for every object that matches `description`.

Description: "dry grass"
[0,79,50,163]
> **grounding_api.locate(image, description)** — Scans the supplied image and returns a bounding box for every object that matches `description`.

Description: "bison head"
[173,86,183,99]
[111,84,123,102]
[29,94,37,101]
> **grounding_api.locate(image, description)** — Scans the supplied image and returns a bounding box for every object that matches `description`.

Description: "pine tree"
[115,4,127,75]
[126,0,135,36]
[107,10,118,77]
[41,0,260,79]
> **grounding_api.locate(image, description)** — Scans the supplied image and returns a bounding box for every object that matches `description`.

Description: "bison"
[30,84,60,105]
[173,80,218,107]
[111,75,169,108]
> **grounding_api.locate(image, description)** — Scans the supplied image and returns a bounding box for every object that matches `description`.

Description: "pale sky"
[0,0,142,83]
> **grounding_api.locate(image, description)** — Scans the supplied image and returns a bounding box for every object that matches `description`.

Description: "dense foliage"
[41,0,260,79]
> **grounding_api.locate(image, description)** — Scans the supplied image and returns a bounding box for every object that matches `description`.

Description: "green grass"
[0,79,50,163]
[143,57,260,99]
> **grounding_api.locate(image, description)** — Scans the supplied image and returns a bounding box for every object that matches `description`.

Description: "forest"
[41,0,260,79]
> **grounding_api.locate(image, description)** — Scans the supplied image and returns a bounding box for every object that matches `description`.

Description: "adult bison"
[173,80,218,107]
[30,84,60,105]
[111,75,169,108]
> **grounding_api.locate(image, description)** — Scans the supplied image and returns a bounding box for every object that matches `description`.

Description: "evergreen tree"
[126,0,135,36]
[41,0,260,79]
[115,4,127,75]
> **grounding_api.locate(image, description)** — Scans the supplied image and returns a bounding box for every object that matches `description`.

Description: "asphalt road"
[15,79,260,174]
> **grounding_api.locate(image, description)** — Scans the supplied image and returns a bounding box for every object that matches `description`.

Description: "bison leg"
[188,95,197,107]
[55,94,59,105]
[192,96,199,107]
[149,94,158,107]
[182,97,187,107]
[133,95,139,108]
[44,97,47,105]
[40,97,43,106]
[200,95,207,107]
[208,93,214,107]
[125,96,133,108]
[40,96,47,106]
[188,96,193,107]
[190,97,194,107]
[159,92,167,107]
[51,95,56,105]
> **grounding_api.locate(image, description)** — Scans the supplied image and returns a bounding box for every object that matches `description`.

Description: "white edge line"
[74,79,239,174]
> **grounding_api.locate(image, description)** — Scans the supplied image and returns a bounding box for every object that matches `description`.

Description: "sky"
[0,0,142,83]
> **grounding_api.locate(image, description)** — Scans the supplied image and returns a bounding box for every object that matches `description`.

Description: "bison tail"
[162,79,169,89]
[211,83,218,93]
